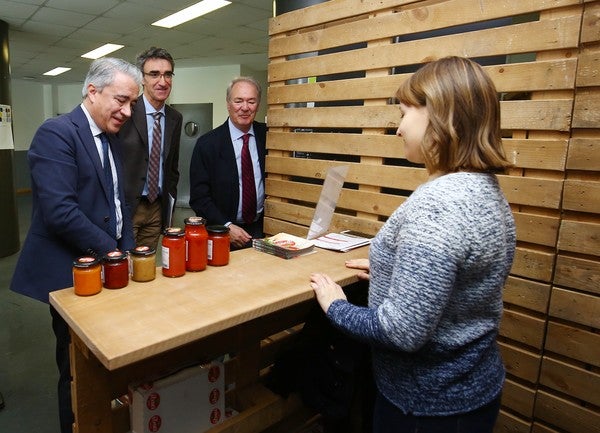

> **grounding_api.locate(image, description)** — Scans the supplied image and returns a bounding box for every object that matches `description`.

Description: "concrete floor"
[0,194,59,433]
[0,194,196,433]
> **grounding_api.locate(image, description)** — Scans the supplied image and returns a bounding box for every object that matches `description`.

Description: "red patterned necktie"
[241,133,257,224]
[147,112,162,203]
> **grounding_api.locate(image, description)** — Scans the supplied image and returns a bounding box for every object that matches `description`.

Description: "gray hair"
[226,76,262,103]
[81,57,142,98]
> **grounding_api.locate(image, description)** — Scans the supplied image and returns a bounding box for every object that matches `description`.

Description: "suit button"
[104,216,110,222]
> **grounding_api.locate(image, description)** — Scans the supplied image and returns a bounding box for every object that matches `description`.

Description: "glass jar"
[73,256,102,296]
[162,227,186,277]
[185,216,208,272]
[207,225,230,266]
[130,246,156,282]
[102,250,129,289]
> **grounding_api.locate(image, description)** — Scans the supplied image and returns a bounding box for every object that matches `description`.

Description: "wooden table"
[50,245,369,433]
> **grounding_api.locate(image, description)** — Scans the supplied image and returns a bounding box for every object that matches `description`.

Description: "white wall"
[11,80,53,151]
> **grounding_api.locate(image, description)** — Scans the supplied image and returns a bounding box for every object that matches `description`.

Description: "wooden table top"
[49,246,369,370]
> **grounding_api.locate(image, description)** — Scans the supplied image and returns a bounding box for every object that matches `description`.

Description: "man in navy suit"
[119,47,182,249]
[10,57,141,433]
[189,77,267,249]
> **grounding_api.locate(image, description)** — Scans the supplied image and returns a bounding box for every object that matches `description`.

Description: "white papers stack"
[313,232,371,252]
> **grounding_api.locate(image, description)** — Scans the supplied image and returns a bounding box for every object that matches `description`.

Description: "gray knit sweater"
[327,172,516,416]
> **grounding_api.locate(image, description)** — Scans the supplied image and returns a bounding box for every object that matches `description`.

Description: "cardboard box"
[130,362,225,433]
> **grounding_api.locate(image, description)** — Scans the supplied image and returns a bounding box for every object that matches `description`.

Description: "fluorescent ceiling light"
[152,0,231,28]
[81,43,125,60]
[43,67,71,76]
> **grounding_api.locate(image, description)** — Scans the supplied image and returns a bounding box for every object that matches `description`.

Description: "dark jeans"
[50,306,74,433]
[373,389,501,433]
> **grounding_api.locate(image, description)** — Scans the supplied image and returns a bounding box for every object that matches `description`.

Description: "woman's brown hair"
[395,56,511,174]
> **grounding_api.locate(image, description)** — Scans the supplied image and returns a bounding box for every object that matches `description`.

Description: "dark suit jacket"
[189,119,267,225]
[10,105,134,303]
[117,100,182,227]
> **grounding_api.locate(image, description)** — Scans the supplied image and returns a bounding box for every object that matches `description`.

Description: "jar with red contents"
[102,250,129,289]
[184,216,208,272]
[207,225,230,266]
[162,227,186,277]
[73,256,102,296]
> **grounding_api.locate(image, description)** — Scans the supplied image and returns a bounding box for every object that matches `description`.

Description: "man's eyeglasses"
[143,71,174,81]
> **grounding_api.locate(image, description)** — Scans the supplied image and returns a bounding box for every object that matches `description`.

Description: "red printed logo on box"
[148,414,162,432]
[209,388,220,404]
[210,407,221,424]
[146,392,160,410]
[208,365,221,383]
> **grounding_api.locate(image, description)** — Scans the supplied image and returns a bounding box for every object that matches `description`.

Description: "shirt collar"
[80,103,102,137]
[228,117,254,141]
[143,94,165,116]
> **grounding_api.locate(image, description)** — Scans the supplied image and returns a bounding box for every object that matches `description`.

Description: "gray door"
[171,103,212,208]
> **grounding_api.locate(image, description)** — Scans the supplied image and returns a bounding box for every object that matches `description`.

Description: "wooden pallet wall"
[266,1,600,432]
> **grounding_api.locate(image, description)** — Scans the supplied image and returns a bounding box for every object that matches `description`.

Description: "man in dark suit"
[189,77,267,249]
[118,47,182,249]
[10,57,141,433]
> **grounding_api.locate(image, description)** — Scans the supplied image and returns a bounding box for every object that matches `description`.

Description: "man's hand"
[228,224,252,248]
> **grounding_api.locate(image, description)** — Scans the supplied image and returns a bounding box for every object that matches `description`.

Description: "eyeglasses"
[143,71,174,81]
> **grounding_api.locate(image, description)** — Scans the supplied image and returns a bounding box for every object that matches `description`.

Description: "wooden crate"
[266,1,600,432]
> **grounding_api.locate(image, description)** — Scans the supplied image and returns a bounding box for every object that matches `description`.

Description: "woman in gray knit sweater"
[310,56,516,433]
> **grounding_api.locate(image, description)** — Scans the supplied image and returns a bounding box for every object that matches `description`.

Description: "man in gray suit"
[118,47,182,249]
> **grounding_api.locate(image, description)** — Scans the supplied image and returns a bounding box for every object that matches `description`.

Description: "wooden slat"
[549,287,600,328]
[267,60,577,105]
[540,356,600,406]
[500,309,546,349]
[502,379,536,418]
[513,212,559,247]
[266,131,404,159]
[503,276,551,313]
[580,2,600,44]
[265,178,405,218]
[268,0,418,36]
[268,16,581,81]
[566,138,600,171]
[499,176,563,209]
[510,247,555,282]
[267,100,573,132]
[495,410,531,433]
[545,321,600,367]
[576,49,600,86]
[554,255,600,294]
[562,180,600,213]
[499,341,542,383]
[534,390,600,433]
[572,88,600,128]
[503,138,568,171]
[531,423,564,433]
[266,155,429,191]
[557,220,600,256]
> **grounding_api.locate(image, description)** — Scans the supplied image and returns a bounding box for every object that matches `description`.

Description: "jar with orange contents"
[162,227,186,277]
[184,216,208,272]
[207,225,230,266]
[72,256,102,296]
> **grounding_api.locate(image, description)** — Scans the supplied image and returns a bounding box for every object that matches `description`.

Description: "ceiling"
[1,0,275,84]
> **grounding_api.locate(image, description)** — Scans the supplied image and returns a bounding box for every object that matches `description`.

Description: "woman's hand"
[310,273,347,313]
[345,258,370,280]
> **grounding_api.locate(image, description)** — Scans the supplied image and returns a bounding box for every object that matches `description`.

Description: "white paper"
[0,104,14,150]
[307,165,349,240]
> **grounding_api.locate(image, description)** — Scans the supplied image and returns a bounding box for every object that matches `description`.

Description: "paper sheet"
[307,165,349,240]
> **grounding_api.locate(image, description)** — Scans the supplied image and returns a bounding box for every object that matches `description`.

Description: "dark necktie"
[147,112,162,203]
[99,133,116,238]
[241,133,257,224]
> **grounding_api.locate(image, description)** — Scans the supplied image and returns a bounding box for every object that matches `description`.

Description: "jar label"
[162,246,169,269]
[207,239,213,260]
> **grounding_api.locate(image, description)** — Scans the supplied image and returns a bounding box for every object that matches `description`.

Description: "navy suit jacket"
[10,105,134,303]
[189,119,267,225]
[117,101,182,227]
